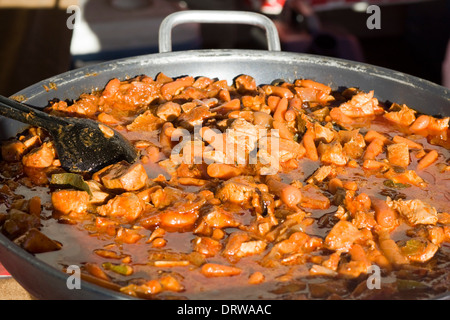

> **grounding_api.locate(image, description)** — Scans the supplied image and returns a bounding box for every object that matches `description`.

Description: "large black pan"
[0,11,449,300]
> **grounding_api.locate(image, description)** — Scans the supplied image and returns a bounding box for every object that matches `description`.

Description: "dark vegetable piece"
[383,180,411,189]
[50,173,92,196]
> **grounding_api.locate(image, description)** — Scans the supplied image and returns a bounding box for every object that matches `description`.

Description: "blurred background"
[0,0,448,97]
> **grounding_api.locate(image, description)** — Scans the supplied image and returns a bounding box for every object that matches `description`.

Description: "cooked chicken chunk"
[386,198,438,226]
[126,110,165,132]
[324,220,364,252]
[156,101,182,121]
[22,142,55,168]
[387,143,410,168]
[318,141,348,166]
[1,140,27,162]
[194,204,241,235]
[178,105,216,128]
[97,192,144,223]
[51,190,90,216]
[94,161,148,191]
[215,176,259,204]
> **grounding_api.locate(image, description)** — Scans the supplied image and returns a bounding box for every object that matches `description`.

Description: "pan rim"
[11,49,450,105]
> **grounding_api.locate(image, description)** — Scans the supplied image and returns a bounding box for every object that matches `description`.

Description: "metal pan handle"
[158,10,281,53]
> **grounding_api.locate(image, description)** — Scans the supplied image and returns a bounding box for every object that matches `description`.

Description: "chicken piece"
[126,110,165,132]
[336,129,366,159]
[314,123,335,143]
[85,180,110,205]
[139,193,206,231]
[193,236,222,257]
[343,139,365,159]
[300,184,330,210]
[387,143,410,168]
[1,140,27,162]
[235,74,257,93]
[222,231,250,263]
[95,161,148,191]
[150,187,184,209]
[324,220,364,252]
[228,118,260,150]
[386,198,438,226]
[330,91,380,128]
[156,101,181,121]
[22,142,55,168]
[317,141,348,166]
[215,176,259,204]
[235,240,267,258]
[257,136,304,175]
[97,192,144,223]
[306,165,335,184]
[101,78,161,111]
[178,105,216,128]
[263,231,310,264]
[48,95,99,117]
[194,204,241,235]
[51,190,90,216]
[383,103,416,127]
[336,91,379,118]
[203,118,261,165]
[336,129,365,146]
[160,76,195,101]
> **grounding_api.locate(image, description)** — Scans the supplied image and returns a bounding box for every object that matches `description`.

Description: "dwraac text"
[177,303,272,317]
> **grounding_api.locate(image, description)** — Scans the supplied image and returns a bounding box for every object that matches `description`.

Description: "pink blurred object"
[261,0,287,15]
[247,0,287,15]
[0,263,10,277]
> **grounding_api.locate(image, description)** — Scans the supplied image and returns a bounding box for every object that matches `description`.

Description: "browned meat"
[318,141,348,166]
[178,105,216,129]
[386,198,438,226]
[126,110,165,132]
[387,143,410,168]
[51,190,90,216]
[194,204,241,235]
[22,142,55,168]
[215,176,259,204]
[97,192,144,223]
[156,101,182,121]
[16,228,62,253]
[383,103,417,127]
[95,161,148,191]
[324,220,364,252]
[1,140,27,162]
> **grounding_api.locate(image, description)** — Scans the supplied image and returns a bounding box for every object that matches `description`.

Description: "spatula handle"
[0,95,67,131]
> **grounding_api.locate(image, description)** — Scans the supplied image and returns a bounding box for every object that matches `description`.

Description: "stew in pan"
[1,73,449,299]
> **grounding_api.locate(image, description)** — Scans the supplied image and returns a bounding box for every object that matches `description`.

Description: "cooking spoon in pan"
[0,95,138,173]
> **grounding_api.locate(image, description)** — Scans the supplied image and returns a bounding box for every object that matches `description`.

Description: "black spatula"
[0,95,138,173]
